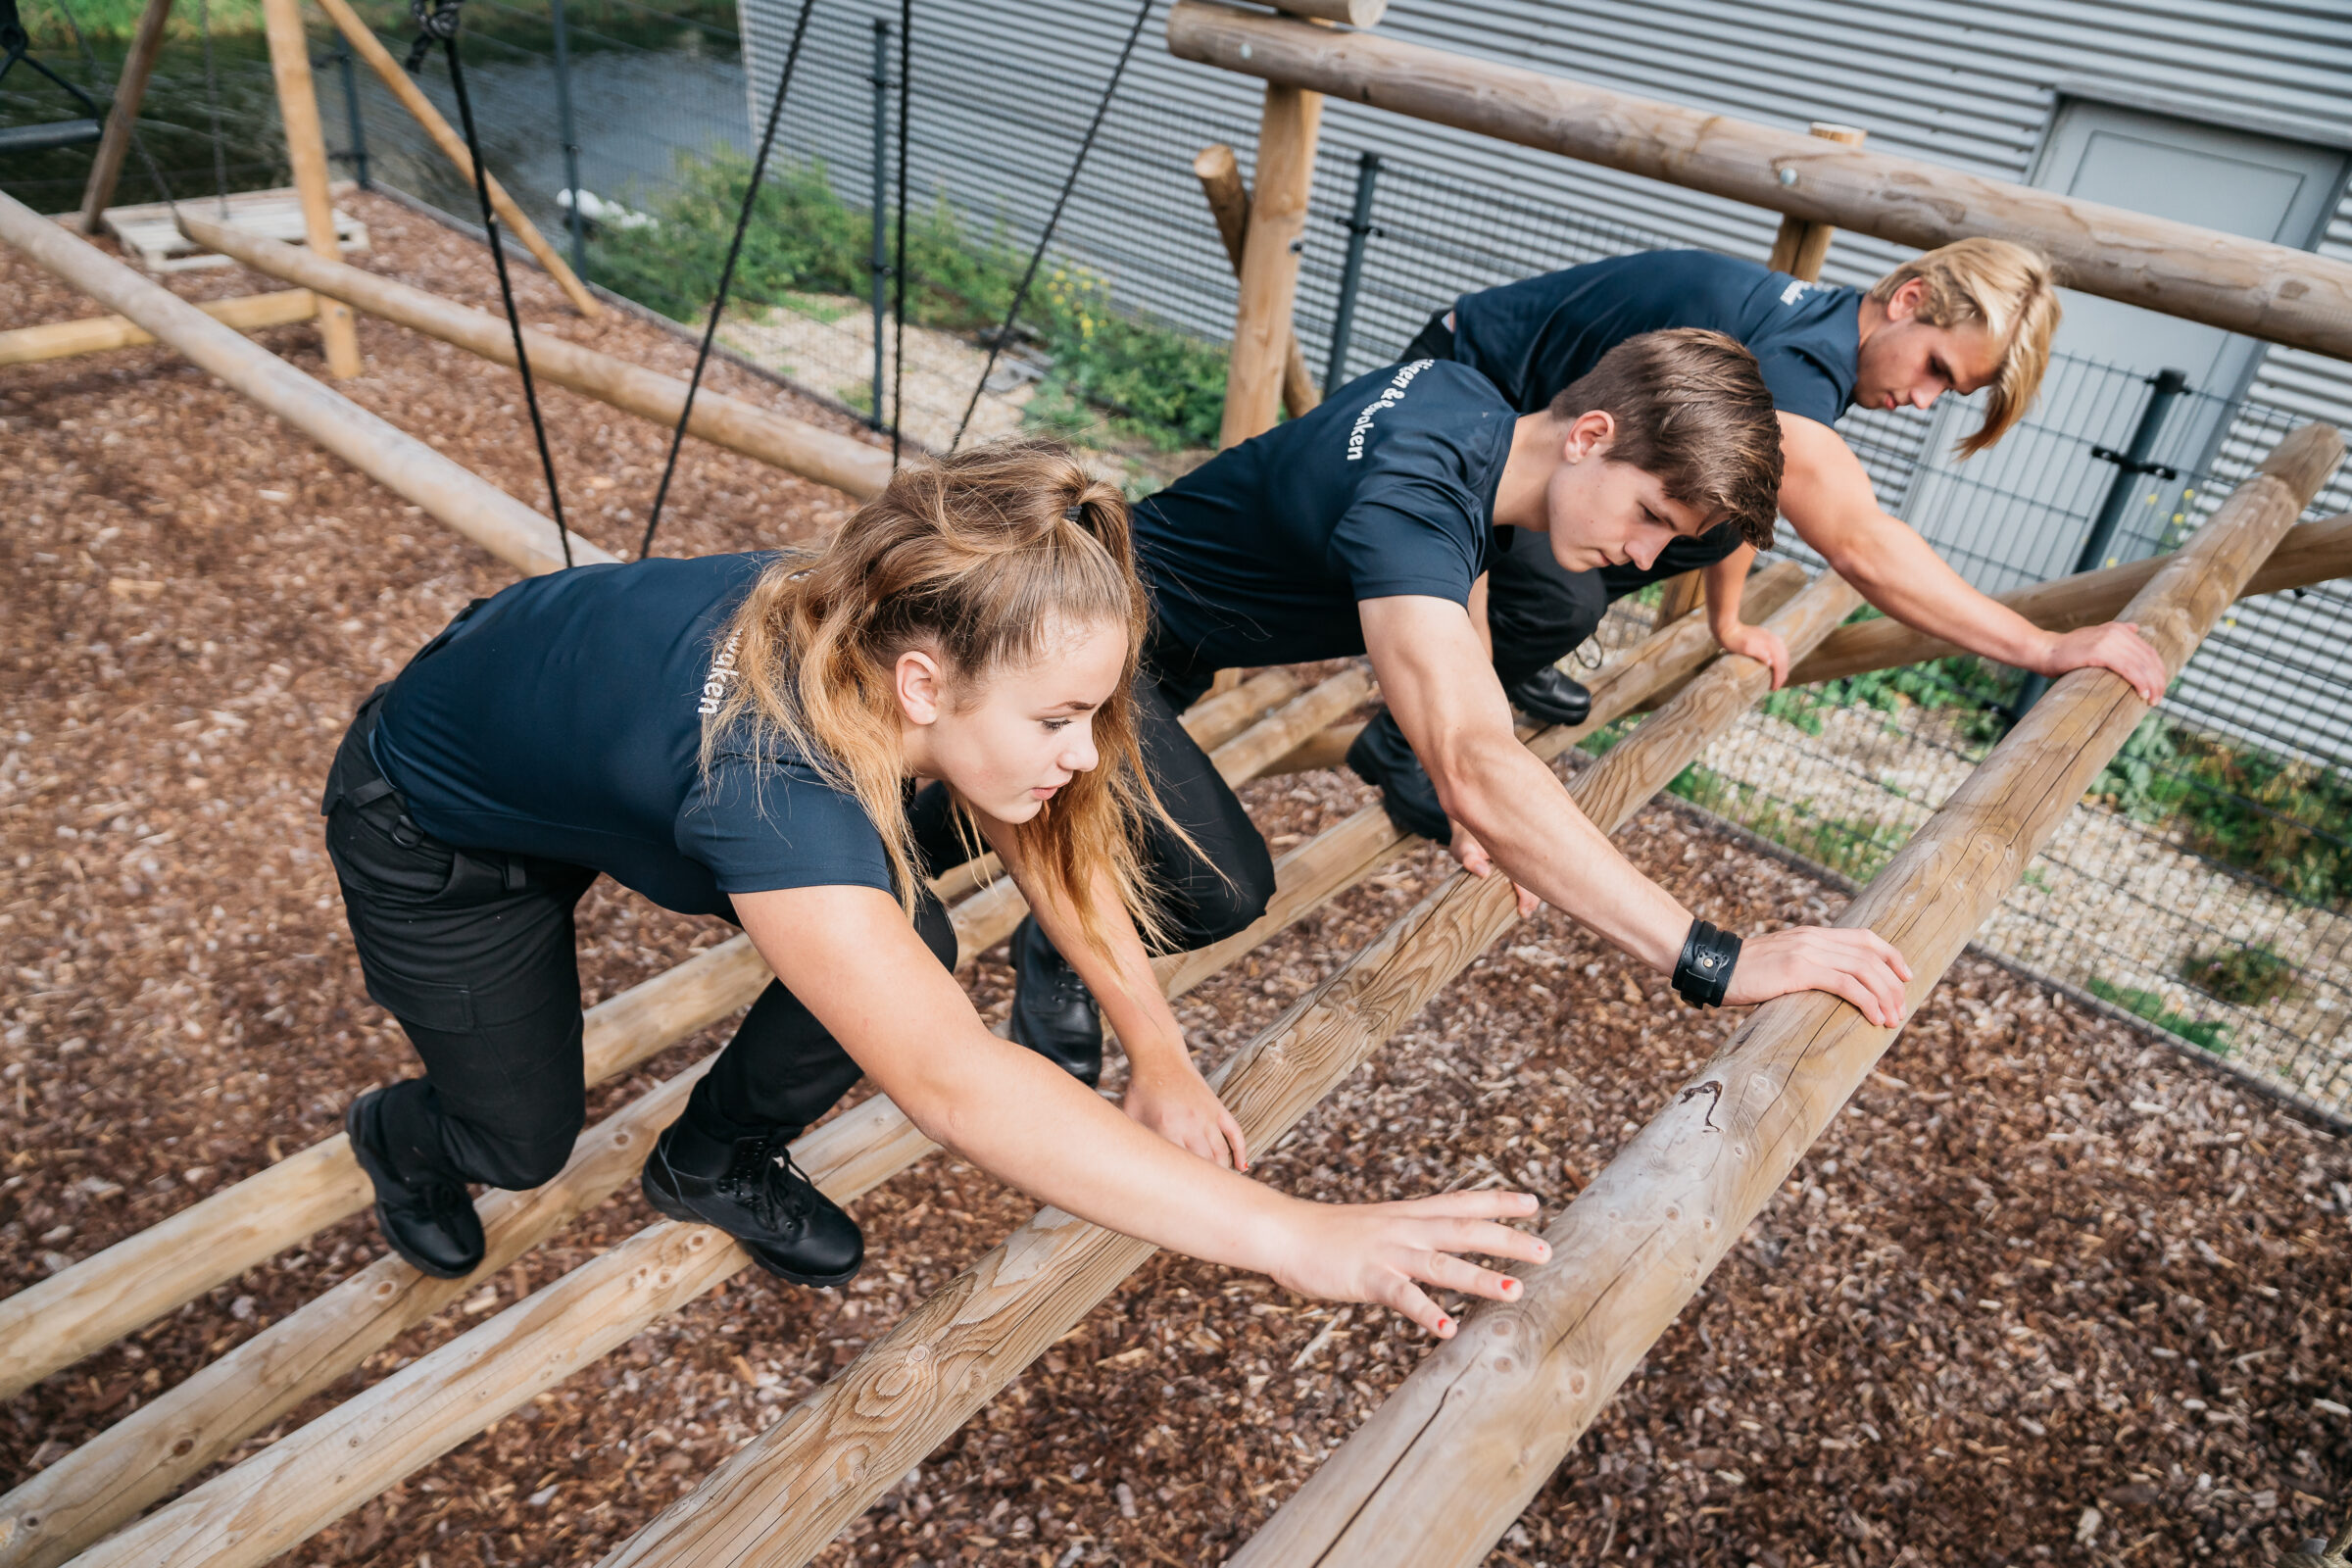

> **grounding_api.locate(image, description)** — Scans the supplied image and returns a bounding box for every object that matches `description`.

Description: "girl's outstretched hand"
[1264,1189,1550,1338]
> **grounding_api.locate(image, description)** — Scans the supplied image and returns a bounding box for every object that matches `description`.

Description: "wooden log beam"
[183,214,895,503]
[1767,122,1868,279]
[1227,423,2343,1568]
[55,574,1795,1568]
[0,289,317,366]
[1165,2,2352,361]
[1218,81,1323,447]
[1193,143,1318,420]
[260,0,361,376]
[0,191,607,578]
[0,656,1306,1410]
[73,0,174,233]
[1788,509,2352,687]
[589,572,1863,1568]
[307,0,602,318]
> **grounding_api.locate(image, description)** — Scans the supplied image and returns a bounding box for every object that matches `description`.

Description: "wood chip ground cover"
[3,200,2348,1568]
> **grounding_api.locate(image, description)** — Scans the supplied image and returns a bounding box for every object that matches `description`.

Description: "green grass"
[589,150,1231,449]
[2092,716,2352,907]
[2178,944,2301,1007]
[2085,978,2231,1054]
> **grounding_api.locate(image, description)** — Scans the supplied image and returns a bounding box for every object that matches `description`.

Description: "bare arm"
[1359,594,1910,1024]
[731,884,1547,1335]
[1701,543,1789,688]
[972,813,1248,1170]
[1778,413,2166,702]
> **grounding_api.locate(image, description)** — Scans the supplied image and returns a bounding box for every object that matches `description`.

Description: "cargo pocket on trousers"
[360,958,477,1036]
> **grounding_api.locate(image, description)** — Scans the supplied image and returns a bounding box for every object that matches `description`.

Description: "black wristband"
[1672,918,1741,1007]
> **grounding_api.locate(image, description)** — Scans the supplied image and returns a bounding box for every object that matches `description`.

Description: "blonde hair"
[1869,237,2060,458]
[701,441,1174,962]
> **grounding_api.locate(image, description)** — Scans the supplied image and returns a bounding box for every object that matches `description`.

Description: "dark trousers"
[323,675,1270,1194]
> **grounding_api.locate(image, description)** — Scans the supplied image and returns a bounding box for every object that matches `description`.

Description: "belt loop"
[503,858,528,893]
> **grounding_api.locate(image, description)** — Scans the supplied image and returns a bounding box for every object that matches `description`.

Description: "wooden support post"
[1788,509,2352,686]
[1194,143,1318,420]
[74,0,175,233]
[1217,84,1323,448]
[587,574,1861,1568]
[260,0,362,377]
[184,215,896,502]
[0,289,317,366]
[308,0,603,318]
[1767,122,1868,278]
[1651,568,1706,629]
[1165,2,2352,360]
[0,191,602,579]
[1228,424,2343,1568]
[0,669,1313,1427]
[47,576,1789,1568]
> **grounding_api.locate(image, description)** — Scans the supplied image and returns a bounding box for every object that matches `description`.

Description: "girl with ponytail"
[320,441,1542,1336]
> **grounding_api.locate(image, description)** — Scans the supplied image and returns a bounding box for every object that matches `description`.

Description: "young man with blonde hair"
[1348,237,2169,858]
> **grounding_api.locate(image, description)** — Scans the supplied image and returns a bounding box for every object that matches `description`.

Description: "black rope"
[637,0,817,561]
[950,0,1152,455]
[887,0,909,467]
[5,0,104,121]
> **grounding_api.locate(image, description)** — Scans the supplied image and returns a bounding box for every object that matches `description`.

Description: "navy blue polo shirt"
[370,554,893,917]
[1133,358,1515,680]
[1449,250,1862,591]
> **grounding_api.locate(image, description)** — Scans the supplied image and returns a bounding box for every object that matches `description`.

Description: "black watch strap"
[1673,918,1741,1007]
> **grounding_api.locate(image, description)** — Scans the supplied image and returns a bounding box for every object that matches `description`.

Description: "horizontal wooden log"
[1228,424,2342,1568]
[183,215,895,504]
[1789,509,2352,686]
[60,573,1791,1568]
[1165,2,2352,360]
[591,571,1862,1568]
[309,0,600,318]
[0,289,318,365]
[0,193,607,578]
[1270,0,1384,24]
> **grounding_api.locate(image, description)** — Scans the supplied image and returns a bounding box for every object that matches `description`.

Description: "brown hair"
[1546,327,1785,549]
[1868,237,2060,458]
[701,440,1176,962]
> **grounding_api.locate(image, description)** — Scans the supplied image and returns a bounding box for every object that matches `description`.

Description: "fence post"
[2008,366,2192,719]
[1322,148,1380,391]
[868,17,891,429]
[331,41,371,190]
[550,0,586,277]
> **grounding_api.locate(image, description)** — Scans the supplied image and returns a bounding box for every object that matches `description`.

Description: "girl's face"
[895,614,1129,825]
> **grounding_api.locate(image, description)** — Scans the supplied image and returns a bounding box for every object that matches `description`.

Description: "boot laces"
[718,1137,813,1231]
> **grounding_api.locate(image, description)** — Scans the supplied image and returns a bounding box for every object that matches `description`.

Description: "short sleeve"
[1756,344,1847,427]
[1328,367,1501,607]
[677,749,897,898]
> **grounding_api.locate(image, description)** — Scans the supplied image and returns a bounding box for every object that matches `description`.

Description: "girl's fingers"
[1400,1188,1540,1222]
[1438,1216,1551,1266]
[1409,1249,1522,1303]
[1380,1278,1452,1338]
[1514,882,1540,919]
[1222,1111,1250,1172]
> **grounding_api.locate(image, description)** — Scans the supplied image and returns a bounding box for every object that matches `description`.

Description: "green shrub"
[2085,977,2231,1054]
[2092,718,2352,907]
[2178,944,2301,1007]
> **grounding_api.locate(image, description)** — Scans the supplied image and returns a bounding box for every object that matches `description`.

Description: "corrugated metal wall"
[733,0,2352,761]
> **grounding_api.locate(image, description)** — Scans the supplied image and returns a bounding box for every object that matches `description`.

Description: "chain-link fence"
[8,1,2347,1119]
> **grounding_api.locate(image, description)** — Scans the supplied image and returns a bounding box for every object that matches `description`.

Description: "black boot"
[641,1119,863,1287]
[345,1088,485,1280]
[1005,914,1103,1087]
[1504,664,1593,728]
[1344,710,1451,843]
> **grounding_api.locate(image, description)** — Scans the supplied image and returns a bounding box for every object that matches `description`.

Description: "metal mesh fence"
[6,1,2347,1117]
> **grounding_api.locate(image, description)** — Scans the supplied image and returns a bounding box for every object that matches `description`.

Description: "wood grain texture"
[1226,425,2341,1568]
[185,216,893,502]
[308,0,601,318]
[1766,122,1868,279]
[1788,509,2352,687]
[1268,0,1385,24]
[1652,569,1705,630]
[48,578,1787,1568]
[586,573,1849,1568]
[0,289,317,365]
[259,0,360,376]
[73,0,174,233]
[1193,143,1319,419]
[2,191,602,569]
[1165,2,2352,359]
[1218,82,1324,447]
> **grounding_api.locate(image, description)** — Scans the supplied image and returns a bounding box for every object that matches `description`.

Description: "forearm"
[1435,734,1692,970]
[1810,514,2053,668]
[984,824,1189,1071]
[1703,545,1755,641]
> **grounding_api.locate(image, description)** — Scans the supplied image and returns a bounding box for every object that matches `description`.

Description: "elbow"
[1426,732,1511,833]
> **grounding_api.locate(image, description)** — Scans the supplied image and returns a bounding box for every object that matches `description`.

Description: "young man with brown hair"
[1004,328,1913,1086]
[1347,239,2170,857]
